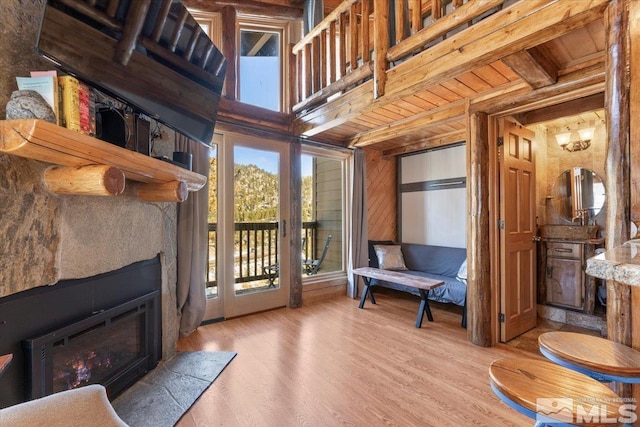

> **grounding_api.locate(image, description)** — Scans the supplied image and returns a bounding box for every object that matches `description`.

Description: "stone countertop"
[541,237,605,245]
[586,240,640,286]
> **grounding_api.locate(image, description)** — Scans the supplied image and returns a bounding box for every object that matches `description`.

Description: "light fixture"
[554,127,594,152]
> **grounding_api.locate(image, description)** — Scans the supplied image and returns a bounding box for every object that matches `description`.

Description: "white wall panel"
[401,144,466,183]
[400,144,467,248]
[401,189,466,247]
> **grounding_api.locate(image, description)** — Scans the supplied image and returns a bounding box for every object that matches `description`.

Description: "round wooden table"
[539,331,640,383]
[490,358,630,426]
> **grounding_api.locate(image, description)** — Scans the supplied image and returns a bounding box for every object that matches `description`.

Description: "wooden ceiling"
[292,1,608,156]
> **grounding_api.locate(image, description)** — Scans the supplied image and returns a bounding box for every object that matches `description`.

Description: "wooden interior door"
[499,120,537,342]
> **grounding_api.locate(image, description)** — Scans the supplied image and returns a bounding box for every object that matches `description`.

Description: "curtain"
[347,148,368,298]
[176,135,210,337]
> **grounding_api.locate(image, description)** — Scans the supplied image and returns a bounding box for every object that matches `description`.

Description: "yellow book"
[58,75,81,132]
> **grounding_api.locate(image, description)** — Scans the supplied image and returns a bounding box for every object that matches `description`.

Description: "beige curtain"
[348,148,368,298]
[176,135,210,337]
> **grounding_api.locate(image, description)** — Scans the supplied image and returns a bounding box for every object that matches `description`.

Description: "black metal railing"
[206,221,319,290]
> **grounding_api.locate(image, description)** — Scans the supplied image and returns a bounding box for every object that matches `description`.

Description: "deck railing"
[207,221,319,289]
[292,0,510,113]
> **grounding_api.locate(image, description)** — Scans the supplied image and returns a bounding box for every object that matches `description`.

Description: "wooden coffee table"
[353,267,444,328]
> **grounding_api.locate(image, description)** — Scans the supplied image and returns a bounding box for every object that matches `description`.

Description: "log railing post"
[373,0,389,99]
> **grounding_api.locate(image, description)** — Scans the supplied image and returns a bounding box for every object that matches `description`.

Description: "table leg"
[358,277,376,308]
[416,289,433,328]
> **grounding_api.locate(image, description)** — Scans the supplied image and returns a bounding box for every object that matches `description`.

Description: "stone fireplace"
[1,0,182,409]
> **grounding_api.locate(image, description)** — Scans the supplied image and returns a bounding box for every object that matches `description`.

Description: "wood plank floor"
[176,293,538,426]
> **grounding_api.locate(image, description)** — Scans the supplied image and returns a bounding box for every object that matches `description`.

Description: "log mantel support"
[467,111,492,346]
[604,0,632,399]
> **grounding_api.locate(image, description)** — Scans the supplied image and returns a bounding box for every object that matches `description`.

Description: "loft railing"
[207,221,319,289]
[292,0,510,113]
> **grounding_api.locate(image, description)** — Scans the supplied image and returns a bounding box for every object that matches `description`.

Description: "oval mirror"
[553,168,606,222]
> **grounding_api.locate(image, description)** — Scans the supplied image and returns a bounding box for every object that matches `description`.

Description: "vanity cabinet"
[545,242,584,309]
[538,237,603,314]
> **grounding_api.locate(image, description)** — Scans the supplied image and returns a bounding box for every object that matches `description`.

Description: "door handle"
[281,220,286,237]
[532,236,541,242]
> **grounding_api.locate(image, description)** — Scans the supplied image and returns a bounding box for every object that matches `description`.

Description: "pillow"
[368,240,394,268]
[374,245,408,271]
[456,259,468,284]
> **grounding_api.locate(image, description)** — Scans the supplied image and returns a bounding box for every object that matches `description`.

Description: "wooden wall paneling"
[467,111,491,346]
[604,0,632,399]
[366,148,397,241]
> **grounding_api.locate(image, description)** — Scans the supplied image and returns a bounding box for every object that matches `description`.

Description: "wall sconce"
[554,127,595,152]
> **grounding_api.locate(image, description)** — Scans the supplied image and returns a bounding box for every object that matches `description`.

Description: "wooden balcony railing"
[207,221,319,289]
[292,0,511,114]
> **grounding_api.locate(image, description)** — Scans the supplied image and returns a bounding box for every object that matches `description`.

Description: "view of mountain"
[208,158,313,223]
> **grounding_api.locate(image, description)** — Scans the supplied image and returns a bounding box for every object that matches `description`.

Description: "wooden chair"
[538,331,640,383]
[303,235,332,275]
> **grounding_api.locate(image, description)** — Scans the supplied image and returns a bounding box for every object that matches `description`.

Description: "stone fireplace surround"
[1,0,182,405]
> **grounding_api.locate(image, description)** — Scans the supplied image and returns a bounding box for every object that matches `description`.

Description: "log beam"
[44,165,125,196]
[502,47,558,89]
[382,130,466,157]
[349,99,466,147]
[513,93,604,126]
[135,181,188,202]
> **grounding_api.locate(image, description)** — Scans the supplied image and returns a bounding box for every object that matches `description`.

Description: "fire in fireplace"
[0,256,162,408]
[25,292,159,400]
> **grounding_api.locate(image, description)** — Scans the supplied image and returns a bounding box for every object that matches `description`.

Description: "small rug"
[112,351,236,427]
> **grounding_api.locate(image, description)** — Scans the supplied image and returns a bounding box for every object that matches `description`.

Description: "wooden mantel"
[0,119,207,202]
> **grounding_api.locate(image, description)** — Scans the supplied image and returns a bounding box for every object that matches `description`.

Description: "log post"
[135,181,188,202]
[467,111,491,346]
[221,6,237,99]
[44,165,125,196]
[373,0,389,98]
[604,0,632,399]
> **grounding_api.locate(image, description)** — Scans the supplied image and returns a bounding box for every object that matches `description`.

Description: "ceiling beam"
[502,46,558,89]
[348,100,466,147]
[512,92,605,126]
[382,130,467,158]
[183,0,303,20]
[246,33,273,57]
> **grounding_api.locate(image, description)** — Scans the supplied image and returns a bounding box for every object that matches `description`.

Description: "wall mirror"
[553,168,606,222]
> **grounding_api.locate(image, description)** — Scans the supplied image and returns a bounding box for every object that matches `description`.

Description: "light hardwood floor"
[177,292,537,426]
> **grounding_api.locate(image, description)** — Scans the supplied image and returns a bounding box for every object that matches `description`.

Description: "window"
[238,19,290,112]
[301,147,347,279]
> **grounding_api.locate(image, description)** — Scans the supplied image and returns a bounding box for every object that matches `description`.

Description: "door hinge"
[498,220,505,230]
[499,313,505,323]
[497,137,504,147]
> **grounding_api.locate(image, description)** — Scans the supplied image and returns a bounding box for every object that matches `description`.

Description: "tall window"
[301,148,347,279]
[239,21,285,112]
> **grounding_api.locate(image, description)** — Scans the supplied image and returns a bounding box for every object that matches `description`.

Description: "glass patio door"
[219,133,290,318]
